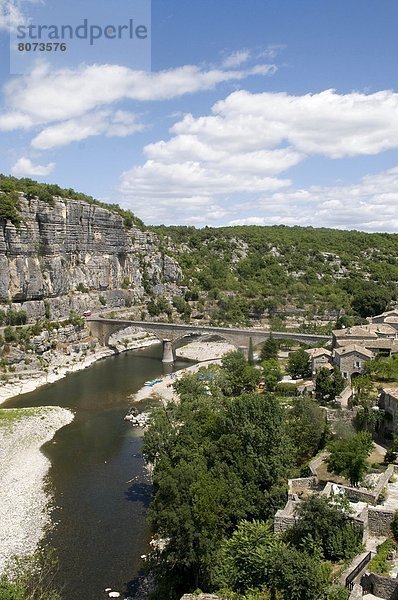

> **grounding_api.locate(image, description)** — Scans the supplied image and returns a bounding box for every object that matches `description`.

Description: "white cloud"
[118,88,398,226]
[11,156,55,176]
[229,166,398,232]
[0,0,41,32]
[176,88,398,158]
[222,50,251,68]
[0,60,276,131]
[31,110,143,149]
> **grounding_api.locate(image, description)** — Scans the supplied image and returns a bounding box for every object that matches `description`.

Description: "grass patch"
[368,539,397,575]
[0,407,50,427]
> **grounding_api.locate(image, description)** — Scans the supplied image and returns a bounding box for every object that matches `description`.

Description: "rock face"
[0,196,182,320]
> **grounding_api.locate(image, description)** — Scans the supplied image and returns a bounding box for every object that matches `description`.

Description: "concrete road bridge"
[86,318,330,363]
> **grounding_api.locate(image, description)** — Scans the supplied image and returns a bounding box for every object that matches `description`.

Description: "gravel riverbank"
[0,406,74,573]
[0,336,159,406]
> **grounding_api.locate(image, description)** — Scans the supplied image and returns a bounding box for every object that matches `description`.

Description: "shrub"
[368,539,397,575]
[4,327,17,343]
[275,382,298,396]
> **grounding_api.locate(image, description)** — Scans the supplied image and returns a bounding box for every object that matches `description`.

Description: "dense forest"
[152,224,398,327]
[143,353,361,600]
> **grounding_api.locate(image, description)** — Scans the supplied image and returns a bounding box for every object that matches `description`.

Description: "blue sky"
[1,0,398,231]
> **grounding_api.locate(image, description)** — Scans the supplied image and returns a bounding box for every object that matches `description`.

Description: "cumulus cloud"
[229,167,398,232]
[175,88,398,158]
[118,88,398,226]
[11,157,55,176]
[31,110,143,149]
[0,60,276,131]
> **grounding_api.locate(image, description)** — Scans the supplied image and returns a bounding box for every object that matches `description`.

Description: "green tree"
[261,359,282,391]
[221,351,260,395]
[0,549,60,600]
[260,336,278,361]
[0,191,21,227]
[315,367,345,402]
[385,436,398,463]
[267,544,329,600]
[144,385,293,595]
[286,494,363,561]
[287,348,311,379]
[327,431,374,486]
[287,397,326,464]
[216,520,277,593]
[391,510,398,542]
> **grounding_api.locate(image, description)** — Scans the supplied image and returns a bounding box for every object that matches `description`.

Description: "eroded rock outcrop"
[0,196,182,320]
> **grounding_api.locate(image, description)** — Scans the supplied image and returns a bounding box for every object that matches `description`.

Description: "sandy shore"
[130,340,233,406]
[176,340,234,362]
[0,406,74,572]
[0,337,159,406]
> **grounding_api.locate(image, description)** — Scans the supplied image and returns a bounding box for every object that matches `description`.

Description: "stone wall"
[334,386,353,408]
[362,572,398,599]
[309,453,326,476]
[368,507,396,536]
[325,406,357,425]
[274,499,297,533]
[288,476,318,497]
[341,464,393,505]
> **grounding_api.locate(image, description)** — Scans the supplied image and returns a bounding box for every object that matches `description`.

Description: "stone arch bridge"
[86,318,330,363]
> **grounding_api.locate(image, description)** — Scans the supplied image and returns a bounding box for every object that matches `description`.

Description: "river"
[3,343,187,600]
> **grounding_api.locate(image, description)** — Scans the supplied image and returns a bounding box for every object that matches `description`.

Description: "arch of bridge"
[86,318,330,348]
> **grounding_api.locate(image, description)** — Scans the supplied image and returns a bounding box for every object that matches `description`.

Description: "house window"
[342,372,348,379]
[354,361,361,369]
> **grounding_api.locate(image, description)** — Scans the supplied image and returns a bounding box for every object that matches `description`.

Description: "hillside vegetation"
[153,224,398,326]
[2,175,398,328]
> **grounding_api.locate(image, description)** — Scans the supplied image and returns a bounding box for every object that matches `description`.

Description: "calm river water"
[3,343,187,600]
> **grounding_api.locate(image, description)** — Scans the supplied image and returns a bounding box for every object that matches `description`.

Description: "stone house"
[305,347,332,376]
[332,326,378,349]
[369,309,398,331]
[332,322,398,357]
[333,344,374,381]
[378,387,398,436]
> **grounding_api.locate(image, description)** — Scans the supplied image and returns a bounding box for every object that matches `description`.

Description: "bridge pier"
[238,345,249,360]
[162,339,175,363]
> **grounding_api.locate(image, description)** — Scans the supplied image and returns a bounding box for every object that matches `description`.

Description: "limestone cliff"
[0,195,182,321]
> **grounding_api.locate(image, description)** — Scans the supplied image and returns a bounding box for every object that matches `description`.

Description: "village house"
[332,322,398,357]
[332,326,378,349]
[378,386,398,437]
[333,344,374,381]
[305,347,332,375]
[369,309,398,331]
